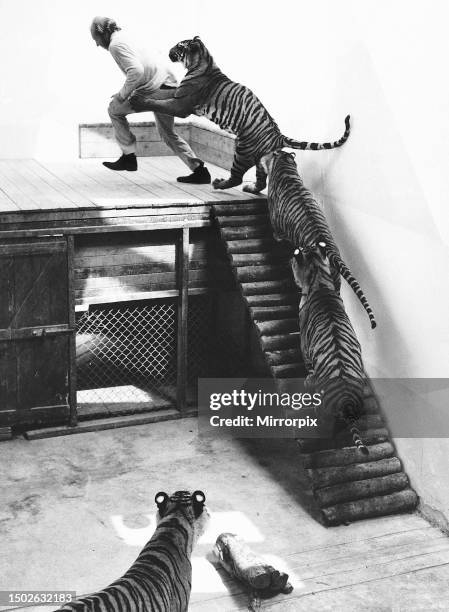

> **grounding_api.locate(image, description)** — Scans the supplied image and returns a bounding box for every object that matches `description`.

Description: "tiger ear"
[192,490,206,517]
[155,492,169,516]
[193,35,201,41]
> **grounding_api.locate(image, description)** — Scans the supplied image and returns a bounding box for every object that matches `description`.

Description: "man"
[90,16,210,183]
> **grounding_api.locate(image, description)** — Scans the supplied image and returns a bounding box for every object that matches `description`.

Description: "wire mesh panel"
[76,300,177,415]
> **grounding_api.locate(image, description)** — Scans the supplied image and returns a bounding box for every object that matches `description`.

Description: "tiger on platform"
[129,36,350,193]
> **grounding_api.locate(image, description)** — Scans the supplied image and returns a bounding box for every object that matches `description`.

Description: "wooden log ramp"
[211,200,418,526]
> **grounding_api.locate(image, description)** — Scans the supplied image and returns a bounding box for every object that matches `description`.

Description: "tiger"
[291,241,369,454]
[260,149,377,329]
[54,490,209,612]
[129,36,351,193]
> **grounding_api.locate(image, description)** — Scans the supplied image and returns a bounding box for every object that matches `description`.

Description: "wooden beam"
[67,235,78,427]
[176,227,190,412]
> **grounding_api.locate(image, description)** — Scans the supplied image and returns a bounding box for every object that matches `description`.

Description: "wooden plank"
[0,161,41,210]
[0,187,20,211]
[79,123,191,157]
[145,156,228,202]
[21,160,78,209]
[24,407,197,439]
[74,276,210,303]
[80,123,178,143]
[80,140,175,158]
[67,235,77,427]
[74,160,154,200]
[2,160,68,210]
[74,236,209,258]
[190,141,233,172]
[0,204,209,229]
[0,342,17,419]
[74,259,211,278]
[190,125,236,152]
[28,160,93,208]
[74,269,208,290]
[0,212,209,232]
[74,287,210,307]
[176,227,190,411]
[0,240,66,256]
[0,323,72,341]
[41,161,106,205]
[0,218,210,239]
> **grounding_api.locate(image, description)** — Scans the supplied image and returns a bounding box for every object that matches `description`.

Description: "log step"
[245,293,298,307]
[251,305,297,321]
[241,279,294,296]
[261,333,300,351]
[236,264,290,283]
[321,488,419,526]
[216,214,269,227]
[315,472,410,508]
[231,252,289,267]
[298,428,389,453]
[257,318,299,336]
[212,201,268,216]
[301,441,395,469]
[221,225,272,240]
[271,363,307,378]
[226,238,278,253]
[307,457,403,489]
[361,396,381,415]
[265,349,302,365]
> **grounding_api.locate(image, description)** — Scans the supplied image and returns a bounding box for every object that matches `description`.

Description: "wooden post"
[67,234,78,427]
[176,227,190,411]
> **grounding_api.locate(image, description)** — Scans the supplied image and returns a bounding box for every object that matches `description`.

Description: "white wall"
[1,0,449,521]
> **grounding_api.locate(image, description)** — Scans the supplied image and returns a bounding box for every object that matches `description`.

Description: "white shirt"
[109,31,178,100]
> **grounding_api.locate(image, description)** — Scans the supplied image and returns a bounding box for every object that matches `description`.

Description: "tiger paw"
[242,182,265,194]
[212,177,241,190]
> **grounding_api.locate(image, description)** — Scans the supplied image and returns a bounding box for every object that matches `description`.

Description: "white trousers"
[108,88,202,171]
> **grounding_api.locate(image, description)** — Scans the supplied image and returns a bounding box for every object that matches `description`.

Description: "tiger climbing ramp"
[211,199,418,526]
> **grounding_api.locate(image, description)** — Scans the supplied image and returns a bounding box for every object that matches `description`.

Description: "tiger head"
[155,489,210,543]
[169,36,210,70]
[291,241,334,295]
[260,149,296,177]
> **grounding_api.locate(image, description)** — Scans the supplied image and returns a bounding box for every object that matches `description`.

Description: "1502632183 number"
[0,591,76,606]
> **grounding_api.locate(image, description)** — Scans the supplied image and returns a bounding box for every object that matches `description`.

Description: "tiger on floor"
[54,490,209,612]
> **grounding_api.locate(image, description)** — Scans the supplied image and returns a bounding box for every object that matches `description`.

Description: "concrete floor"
[1,418,449,611]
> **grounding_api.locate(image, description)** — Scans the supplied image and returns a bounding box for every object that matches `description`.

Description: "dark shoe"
[103,153,137,172]
[177,163,211,184]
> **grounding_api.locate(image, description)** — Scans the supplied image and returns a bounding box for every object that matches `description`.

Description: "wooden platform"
[0,156,262,237]
[0,155,265,433]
